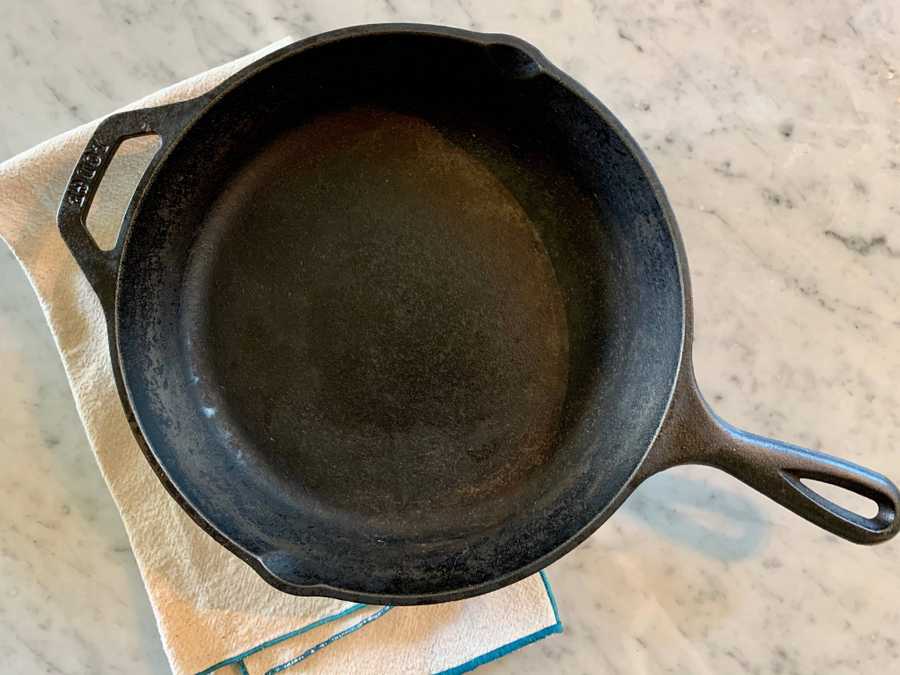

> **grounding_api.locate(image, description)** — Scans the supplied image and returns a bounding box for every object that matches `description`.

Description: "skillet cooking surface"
[183,107,571,530]
[115,32,684,599]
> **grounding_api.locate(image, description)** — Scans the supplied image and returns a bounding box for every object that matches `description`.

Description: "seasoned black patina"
[58,25,899,605]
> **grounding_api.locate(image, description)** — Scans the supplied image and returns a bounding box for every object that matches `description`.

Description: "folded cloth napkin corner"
[0,38,562,675]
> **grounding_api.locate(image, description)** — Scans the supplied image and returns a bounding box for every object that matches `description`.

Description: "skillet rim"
[113,23,691,605]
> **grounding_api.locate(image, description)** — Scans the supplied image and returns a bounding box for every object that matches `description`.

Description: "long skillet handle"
[643,365,900,545]
[57,99,200,312]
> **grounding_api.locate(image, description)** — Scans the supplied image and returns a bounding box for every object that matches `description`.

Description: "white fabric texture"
[0,39,561,675]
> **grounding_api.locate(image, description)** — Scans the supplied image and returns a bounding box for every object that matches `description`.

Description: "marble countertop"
[2,1,899,673]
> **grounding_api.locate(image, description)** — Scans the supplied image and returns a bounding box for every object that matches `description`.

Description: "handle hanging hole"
[799,478,880,519]
[85,134,161,250]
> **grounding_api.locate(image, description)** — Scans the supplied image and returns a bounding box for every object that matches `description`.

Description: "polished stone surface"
[1,1,899,672]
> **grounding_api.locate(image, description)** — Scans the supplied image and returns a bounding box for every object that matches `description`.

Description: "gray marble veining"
[1,1,899,673]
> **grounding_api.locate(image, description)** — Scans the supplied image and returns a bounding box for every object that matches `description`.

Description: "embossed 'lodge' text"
[65,139,111,206]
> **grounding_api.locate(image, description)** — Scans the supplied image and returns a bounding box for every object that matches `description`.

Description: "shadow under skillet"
[624,467,770,562]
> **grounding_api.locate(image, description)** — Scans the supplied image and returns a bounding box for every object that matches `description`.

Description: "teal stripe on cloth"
[195,603,368,674]
[266,605,393,673]
[432,572,563,675]
[198,571,561,674]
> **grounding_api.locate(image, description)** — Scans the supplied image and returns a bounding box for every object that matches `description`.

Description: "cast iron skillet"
[58,24,899,605]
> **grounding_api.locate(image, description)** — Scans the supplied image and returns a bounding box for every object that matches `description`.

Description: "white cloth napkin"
[0,39,561,675]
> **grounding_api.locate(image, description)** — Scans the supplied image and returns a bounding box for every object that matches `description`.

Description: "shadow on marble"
[624,468,770,561]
